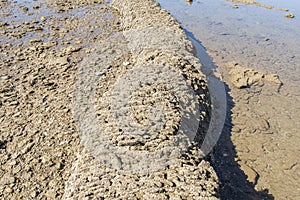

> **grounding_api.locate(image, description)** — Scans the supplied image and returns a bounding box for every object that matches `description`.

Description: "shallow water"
[158,0,300,95]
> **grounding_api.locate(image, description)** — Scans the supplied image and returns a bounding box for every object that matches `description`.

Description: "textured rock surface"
[64,0,219,199]
[0,0,117,198]
[0,0,219,199]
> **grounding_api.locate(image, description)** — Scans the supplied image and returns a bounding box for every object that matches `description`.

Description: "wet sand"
[206,3,300,198]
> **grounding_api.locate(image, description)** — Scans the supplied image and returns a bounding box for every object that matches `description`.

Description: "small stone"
[35,27,43,32]
[232,5,239,9]
[22,7,29,12]
[30,39,42,43]
[23,173,32,180]
[21,142,34,154]
[0,22,8,27]
[185,0,193,5]
[264,37,270,41]
[193,84,198,91]
[5,187,13,194]
[21,68,32,75]
[233,77,248,88]
[65,45,82,53]
[8,101,19,106]
[31,191,38,198]
[40,16,47,22]
[276,8,289,12]
[48,180,56,187]
[41,155,51,164]
[285,13,295,18]
[0,75,10,80]
[9,160,17,166]
[43,41,56,48]
[9,176,16,184]
[123,61,130,66]
[11,153,19,159]
[265,74,282,86]
[258,119,270,131]
[55,162,63,170]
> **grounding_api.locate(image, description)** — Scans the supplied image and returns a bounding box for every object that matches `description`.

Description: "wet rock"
[30,39,42,43]
[185,0,193,4]
[276,7,289,11]
[0,140,7,149]
[232,76,248,88]
[64,45,82,53]
[285,13,295,18]
[30,191,38,198]
[41,155,51,164]
[4,187,13,194]
[0,174,16,185]
[21,142,34,154]
[226,61,282,89]
[40,16,47,22]
[22,7,29,12]
[265,74,282,86]
[0,22,9,27]
[257,119,270,131]
[55,162,64,170]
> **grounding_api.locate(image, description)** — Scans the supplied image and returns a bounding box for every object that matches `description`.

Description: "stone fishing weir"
[65,0,225,199]
[0,0,226,199]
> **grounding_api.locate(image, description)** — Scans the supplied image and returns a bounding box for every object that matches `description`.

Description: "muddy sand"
[0,0,219,199]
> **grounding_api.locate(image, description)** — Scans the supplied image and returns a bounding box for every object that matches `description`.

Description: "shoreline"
[156,1,300,199]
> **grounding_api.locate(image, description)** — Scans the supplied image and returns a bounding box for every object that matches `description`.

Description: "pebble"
[55,162,63,170]
[5,187,13,194]
[30,191,38,198]
[21,142,34,154]
[65,45,82,53]
[285,13,295,18]
[22,7,29,12]
[0,22,8,27]
[1,175,16,185]
[40,16,47,22]
[9,160,17,166]
[30,39,42,43]
[265,74,282,86]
